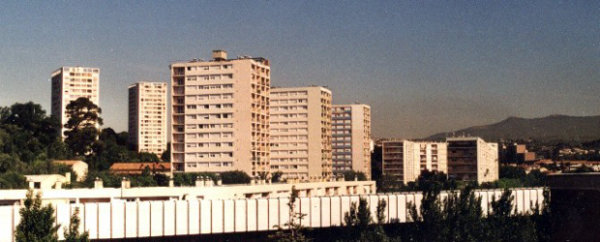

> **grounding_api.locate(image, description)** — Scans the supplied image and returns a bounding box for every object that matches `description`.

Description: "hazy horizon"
[0,1,598,139]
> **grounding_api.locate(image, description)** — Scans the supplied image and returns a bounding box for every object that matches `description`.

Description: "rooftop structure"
[110,162,171,175]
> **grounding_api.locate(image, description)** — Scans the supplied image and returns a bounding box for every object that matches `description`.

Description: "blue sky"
[0,1,598,138]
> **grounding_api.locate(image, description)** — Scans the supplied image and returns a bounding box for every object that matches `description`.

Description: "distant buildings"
[447,137,499,183]
[381,140,447,184]
[379,137,499,184]
[500,143,536,163]
[110,162,171,175]
[51,66,100,137]
[269,86,332,180]
[169,50,271,176]
[49,52,379,180]
[128,82,168,156]
[332,104,372,179]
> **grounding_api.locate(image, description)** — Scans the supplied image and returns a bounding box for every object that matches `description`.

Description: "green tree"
[64,207,89,242]
[15,190,59,242]
[64,97,103,156]
[444,185,485,242]
[137,152,161,162]
[488,189,538,242]
[408,182,446,242]
[161,143,170,162]
[46,138,73,160]
[271,171,284,183]
[532,189,552,242]
[500,166,527,179]
[343,198,371,240]
[343,198,391,241]
[340,170,367,181]
[0,171,27,189]
[3,102,59,146]
[220,170,251,184]
[271,186,308,242]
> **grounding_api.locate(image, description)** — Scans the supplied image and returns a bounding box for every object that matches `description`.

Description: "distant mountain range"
[426,115,600,142]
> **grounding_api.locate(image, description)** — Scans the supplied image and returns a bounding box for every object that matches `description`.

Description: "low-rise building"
[25,174,71,190]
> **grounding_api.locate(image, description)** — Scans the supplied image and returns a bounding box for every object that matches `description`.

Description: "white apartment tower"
[51,66,100,137]
[382,140,447,184]
[269,86,333,180]
[446,137,499,184]
[170,50,271,177]
[128,82,168,156]
[332,104,372,178]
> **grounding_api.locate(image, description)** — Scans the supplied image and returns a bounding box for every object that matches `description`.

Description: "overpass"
[0,187,544,242]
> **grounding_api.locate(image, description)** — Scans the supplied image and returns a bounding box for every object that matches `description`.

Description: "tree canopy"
[64,97,103,156]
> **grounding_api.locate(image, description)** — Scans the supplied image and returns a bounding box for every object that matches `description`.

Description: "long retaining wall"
[0,188,544,241]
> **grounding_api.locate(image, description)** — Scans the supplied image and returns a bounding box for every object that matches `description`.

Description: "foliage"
[481,166,547,188]
[343,198,391,241]
[220,170,252,184]
[271,171,284,183]
[408,184,486,242]
[161,143,170,162]
[78,169,169,188]
[64,97,103,156]
[172,170,251,186]
[532,189,552,242]
[340,170,368,181]
[0,171,27,189]
[408,181,446,241]
[487,189,538,242]
[271,186,309,242]
[64,207,90,242]
[377,174,405,193]
[87,128,161,170]
[15,190,59,242]
[173,172,217,186]
[0,101,169,188]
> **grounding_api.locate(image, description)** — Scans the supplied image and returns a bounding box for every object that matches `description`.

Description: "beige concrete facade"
[269,86,333,180]
[382,140,447,184]
[332,104,372,178]
[170,50,270,177]
[128,82,168,156]
[51,66,100,138]
[0,180,376,206]
[447,137,499,183]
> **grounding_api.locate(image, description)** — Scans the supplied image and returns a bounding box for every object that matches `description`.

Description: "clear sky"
[0,1,598,138]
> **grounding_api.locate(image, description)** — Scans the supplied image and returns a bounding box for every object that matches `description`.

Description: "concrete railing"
[0,188,544,242]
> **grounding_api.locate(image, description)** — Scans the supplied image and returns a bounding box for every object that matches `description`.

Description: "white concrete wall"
[0,188,544,242]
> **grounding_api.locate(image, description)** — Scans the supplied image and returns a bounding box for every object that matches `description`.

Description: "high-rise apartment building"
[382,140,447,184]
[446,137,499,183]
[269,86,332,180]
[51,66,100,137]
[170,50,271,176]
[332,104,372,178]
[128,82,168,156]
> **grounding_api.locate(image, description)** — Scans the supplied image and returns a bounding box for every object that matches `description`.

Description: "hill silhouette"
[426,115,600,142]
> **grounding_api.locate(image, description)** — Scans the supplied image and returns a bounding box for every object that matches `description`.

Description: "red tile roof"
[109,162,171,175]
